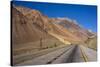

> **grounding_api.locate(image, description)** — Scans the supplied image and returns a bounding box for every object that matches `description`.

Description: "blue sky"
[12,1,97,32]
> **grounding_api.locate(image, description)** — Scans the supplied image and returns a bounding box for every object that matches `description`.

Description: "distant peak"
[57,17,72,22]
[72,20,78,25]
[88,29,92,33]
[57,17,67,20]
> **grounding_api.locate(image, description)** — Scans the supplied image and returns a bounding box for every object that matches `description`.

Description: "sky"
[12,1,97,32]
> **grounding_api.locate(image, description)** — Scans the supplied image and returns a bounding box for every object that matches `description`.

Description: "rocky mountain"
[12,5,96,48]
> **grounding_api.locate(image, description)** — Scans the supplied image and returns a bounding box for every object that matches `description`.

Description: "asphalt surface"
[15,44,97,66]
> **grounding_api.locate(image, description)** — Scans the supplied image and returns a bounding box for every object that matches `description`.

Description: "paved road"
[15,45,97,66]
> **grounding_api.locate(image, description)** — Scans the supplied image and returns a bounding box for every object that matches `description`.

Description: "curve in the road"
[47,45,76,64]
[66,45,78,63]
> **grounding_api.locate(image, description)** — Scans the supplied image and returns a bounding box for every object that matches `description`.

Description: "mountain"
[12,5,96,53]
[50,18,95,42]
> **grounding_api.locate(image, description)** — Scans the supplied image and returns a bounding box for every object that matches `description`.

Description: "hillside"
[85,36,97,50]
[12,6,66,56]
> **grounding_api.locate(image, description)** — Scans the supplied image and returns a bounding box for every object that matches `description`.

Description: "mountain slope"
[12,6,67,56]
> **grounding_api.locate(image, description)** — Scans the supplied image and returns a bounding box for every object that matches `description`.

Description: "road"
[15,44,97,66]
